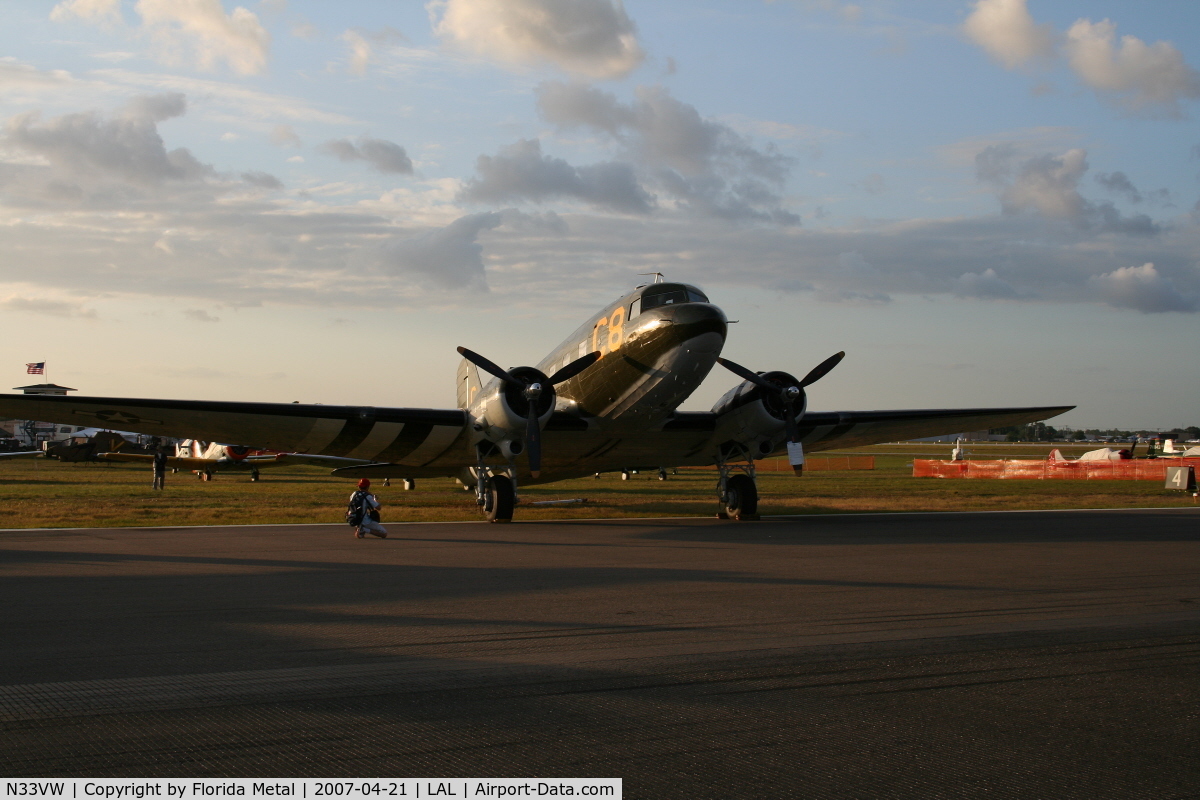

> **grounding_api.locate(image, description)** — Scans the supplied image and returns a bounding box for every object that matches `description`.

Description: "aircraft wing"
[0,450,41,459]
[779,405,1074,453]
[0,394,468,466]
[97,453,216,469]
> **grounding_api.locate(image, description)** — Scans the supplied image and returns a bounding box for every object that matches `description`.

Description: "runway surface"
[1,509,1198,798]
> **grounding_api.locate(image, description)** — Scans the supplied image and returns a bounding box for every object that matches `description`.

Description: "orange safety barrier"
[914,457,1200,480]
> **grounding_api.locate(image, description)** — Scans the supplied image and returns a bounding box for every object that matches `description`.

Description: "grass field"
[0,443,1190,529]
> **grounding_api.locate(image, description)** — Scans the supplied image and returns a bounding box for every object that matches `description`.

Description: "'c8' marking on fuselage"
[591,308,626,356]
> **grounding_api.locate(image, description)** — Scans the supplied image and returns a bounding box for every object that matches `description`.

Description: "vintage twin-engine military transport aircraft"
[0,280,1070,521]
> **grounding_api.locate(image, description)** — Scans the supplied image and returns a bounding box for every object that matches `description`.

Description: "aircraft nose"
[655,302,727,351]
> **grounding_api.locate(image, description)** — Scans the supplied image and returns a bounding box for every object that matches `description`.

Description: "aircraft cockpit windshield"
[633,283,709,317]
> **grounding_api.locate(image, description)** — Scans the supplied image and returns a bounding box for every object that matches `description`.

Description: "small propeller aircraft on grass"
[0,280,1071,521]
[96,439,382,481]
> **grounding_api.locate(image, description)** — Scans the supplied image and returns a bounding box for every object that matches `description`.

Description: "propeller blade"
[548,351,601,385]
[783,396,800,444]
[457,346,521,385]
[526,398,542,478]
[799,351,845,388]
[716,357,778,392]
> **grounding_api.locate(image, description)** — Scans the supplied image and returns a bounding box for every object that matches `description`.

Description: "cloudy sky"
[2,0,1198,428]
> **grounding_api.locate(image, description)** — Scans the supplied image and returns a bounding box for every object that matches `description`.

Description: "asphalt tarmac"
[1,509,1197,798]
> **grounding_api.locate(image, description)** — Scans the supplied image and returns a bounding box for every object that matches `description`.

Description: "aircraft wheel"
[657,468,668,481]
[201,472,212,482]
[724,474,759,520]
[621,470,631,481]
[484,475,515,523]
[250,469,260,482]
[403,479,415,491]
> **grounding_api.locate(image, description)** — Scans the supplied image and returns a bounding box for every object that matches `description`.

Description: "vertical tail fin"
[457,357,482,410]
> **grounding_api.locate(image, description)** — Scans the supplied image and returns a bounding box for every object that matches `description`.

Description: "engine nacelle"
[710,370,806,457]
[473,366,556,450]
[224,445,252,460]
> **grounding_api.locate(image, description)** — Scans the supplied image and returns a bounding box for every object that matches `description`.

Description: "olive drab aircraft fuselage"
[0,280,1072,521]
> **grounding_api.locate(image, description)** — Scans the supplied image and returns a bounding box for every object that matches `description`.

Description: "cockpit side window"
[687,288,709,303]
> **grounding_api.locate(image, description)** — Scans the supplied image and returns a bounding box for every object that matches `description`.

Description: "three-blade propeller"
[716,351,845,447]
[457,346,601,478]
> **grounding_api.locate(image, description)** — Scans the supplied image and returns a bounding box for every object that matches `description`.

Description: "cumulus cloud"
[137,0,270,75]
[962,0,1055,70]
[460,138,653,214]
[1088,263,1197,313]
[372,212,501,291]
[963,2,1200,118]
[2,93,214,188]
[321,136,413,174]
[535,82,797,223]
[1064,18,1200,118]
[431,0,644,79]
[974,145,1158,234]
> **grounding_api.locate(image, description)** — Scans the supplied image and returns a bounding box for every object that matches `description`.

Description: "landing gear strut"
[716,452,759,521]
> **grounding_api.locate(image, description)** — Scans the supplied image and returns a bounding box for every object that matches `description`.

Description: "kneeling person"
[348,478,388,539]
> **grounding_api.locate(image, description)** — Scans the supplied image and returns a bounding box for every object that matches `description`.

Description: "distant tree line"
[988,424,1200,443]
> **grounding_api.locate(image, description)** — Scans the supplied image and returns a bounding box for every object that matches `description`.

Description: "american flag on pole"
[26,362,45,375]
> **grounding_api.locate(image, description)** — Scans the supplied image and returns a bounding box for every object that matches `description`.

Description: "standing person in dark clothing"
[152,447,168,490]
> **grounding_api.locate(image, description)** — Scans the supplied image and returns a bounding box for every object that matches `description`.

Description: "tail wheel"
[250,469,260,482]
[484,474,515,523]
[724,474,759,520]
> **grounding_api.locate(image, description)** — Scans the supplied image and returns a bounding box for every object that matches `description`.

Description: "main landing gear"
[482,474,515,523]
[716,454,759,521]
[473,446,517,523]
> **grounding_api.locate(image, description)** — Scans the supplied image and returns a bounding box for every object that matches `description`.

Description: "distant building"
[12,383,77,396]
[10,383,78,444]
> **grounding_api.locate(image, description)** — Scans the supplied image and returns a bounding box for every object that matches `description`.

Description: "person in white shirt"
[349,478,388,539]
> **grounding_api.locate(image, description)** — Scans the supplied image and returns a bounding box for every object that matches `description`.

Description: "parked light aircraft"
[0,280,1071,521]
[97,439,381,481]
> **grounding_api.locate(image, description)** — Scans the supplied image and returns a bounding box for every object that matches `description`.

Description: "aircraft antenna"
[637,272,665,283]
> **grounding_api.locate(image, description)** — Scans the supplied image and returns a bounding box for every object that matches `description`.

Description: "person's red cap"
[357,478,370,488]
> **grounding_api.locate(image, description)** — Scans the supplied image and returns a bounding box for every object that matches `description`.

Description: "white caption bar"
[2,780,621,800]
